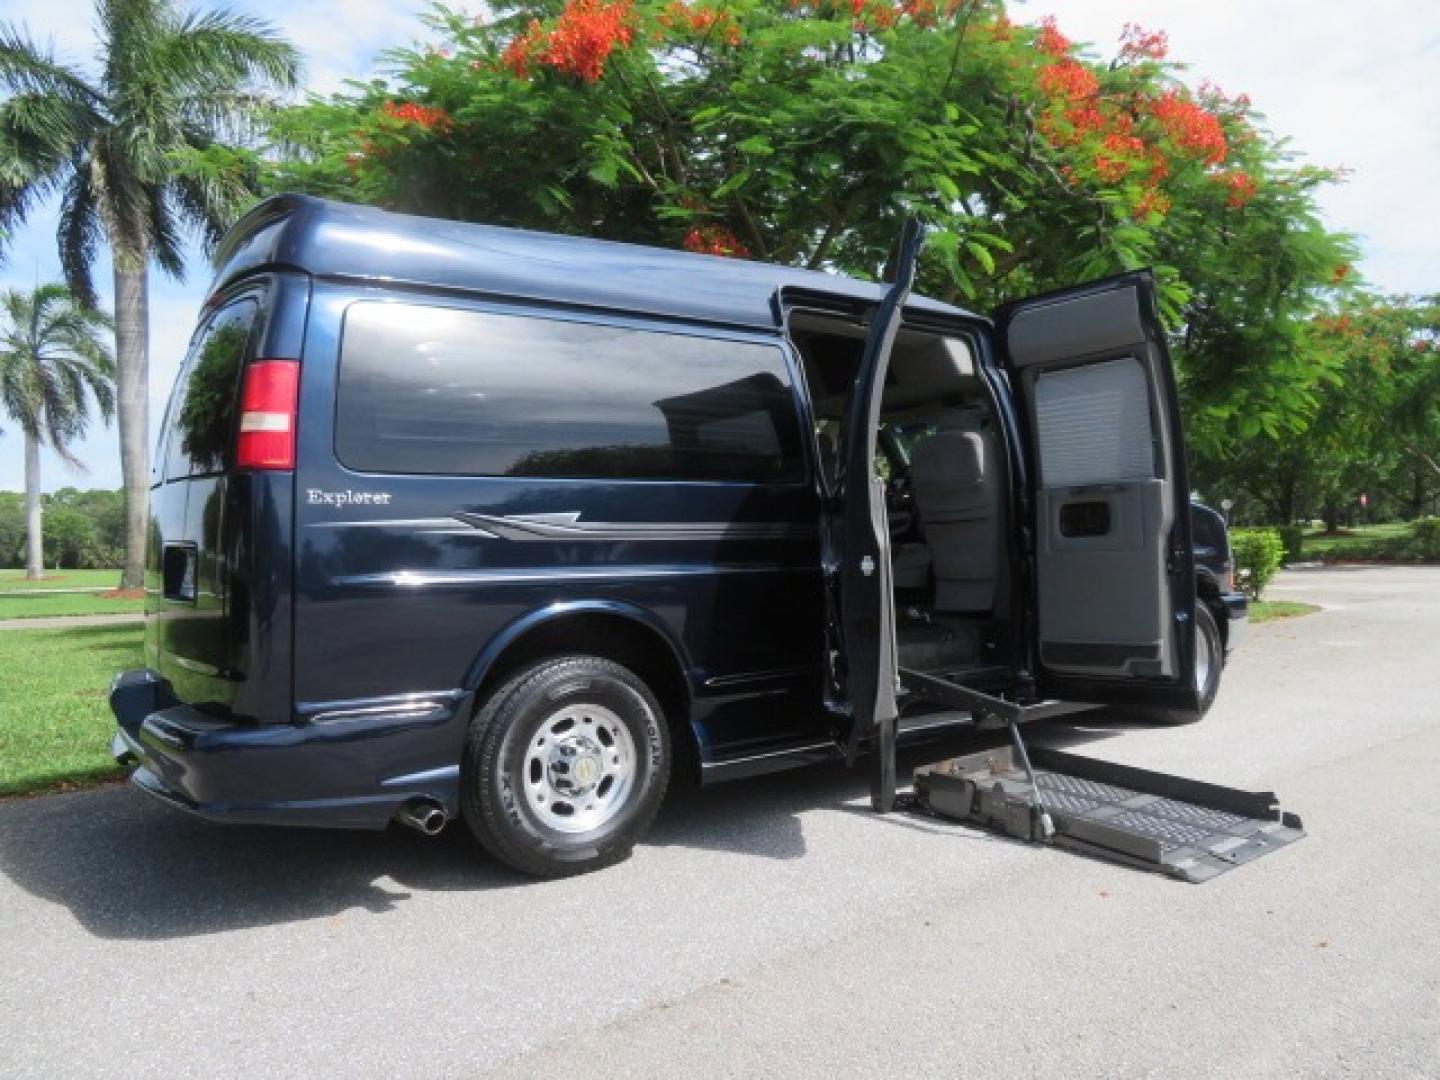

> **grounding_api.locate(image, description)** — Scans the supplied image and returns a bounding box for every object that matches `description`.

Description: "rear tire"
[1135,603,1224,726]
[461,656,670,878]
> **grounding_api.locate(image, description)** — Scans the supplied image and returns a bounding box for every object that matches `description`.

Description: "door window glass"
[335,302,806,483]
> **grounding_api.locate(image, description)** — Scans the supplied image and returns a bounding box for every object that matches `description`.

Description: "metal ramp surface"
[912,745,1305,883]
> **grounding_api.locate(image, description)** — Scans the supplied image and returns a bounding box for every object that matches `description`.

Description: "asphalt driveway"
[1,565,1436,1078]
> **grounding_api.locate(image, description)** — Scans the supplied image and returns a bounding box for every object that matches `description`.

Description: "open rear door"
[996,273,1199,714]
[837,220,924,810]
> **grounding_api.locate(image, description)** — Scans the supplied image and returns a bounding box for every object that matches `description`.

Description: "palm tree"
[0,284,114,578]
[0,1,299,587]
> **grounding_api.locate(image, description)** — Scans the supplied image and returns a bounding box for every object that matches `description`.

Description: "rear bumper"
[1216,590,1248,655]
[109,669,469,830]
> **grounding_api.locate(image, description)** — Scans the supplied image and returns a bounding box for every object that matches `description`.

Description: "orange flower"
[1037,59,1098,102]
[381,100,453,134]
[1215,170,1258,208]
[501,19,547,78]
[1150,91,1228,165]
[683,224,750,258]
[542,0,636,82]
[503,0,636,82]
[1035,16,1070,57]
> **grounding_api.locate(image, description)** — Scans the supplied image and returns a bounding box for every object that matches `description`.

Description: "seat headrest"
[937,407,987,432]
[912,428,984,485]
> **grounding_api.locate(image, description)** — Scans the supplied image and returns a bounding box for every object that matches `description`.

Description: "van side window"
[334,302,805,483]
[163,299,259,479]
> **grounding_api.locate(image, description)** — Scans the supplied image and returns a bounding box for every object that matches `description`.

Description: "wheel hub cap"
[523,704,636,834]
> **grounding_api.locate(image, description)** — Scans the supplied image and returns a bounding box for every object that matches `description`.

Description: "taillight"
[236,360,300,470]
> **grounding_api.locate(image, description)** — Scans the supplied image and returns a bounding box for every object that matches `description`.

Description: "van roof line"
[210,194,983,331]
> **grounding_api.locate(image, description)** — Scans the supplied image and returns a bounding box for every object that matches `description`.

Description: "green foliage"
[264,1,1354,450]
[0,492,22,565]
[1230,527,1284,600]
[1276,524,1305,565]
[1412,516,1440,554]
[0,489,124,569]
[1193,293,1440,529]
[1321,517,1440,563]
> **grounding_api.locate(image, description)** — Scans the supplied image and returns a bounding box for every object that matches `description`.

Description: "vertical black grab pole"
[837,217,926,813]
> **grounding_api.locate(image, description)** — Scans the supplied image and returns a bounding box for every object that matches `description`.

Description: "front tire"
[1136,602,1224,726]
[461,656,671,877]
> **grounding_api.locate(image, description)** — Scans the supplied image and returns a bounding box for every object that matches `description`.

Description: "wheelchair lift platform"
[868,671,1305,884]
[909,743,1305,883]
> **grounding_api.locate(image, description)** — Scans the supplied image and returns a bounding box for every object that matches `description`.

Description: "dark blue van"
[110,195,1245,876]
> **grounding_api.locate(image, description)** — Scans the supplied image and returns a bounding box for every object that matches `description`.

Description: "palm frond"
[57,165,104,306]
[147,183,185,279]
[0,23,102,105]
[161,9,301,97]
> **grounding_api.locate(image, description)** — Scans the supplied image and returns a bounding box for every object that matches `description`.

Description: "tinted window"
[164,299,259,478]
[335,303,805,483]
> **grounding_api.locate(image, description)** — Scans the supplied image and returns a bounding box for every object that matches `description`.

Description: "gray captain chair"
[908,409,1001,612]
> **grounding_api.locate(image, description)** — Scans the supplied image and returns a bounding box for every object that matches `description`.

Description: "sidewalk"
[0,613,144,632]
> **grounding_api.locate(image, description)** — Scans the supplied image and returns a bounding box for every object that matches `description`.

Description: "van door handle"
[163,543,198,602]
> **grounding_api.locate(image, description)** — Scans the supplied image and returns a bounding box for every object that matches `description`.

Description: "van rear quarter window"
[333,302,805,482]
[162,298,259,478]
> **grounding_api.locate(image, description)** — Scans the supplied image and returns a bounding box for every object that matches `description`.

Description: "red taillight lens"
[236,360,300,470]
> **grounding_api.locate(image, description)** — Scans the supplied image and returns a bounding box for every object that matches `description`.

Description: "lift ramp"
[910,744,1305,883]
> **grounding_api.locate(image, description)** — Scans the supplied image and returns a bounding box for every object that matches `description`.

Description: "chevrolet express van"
[110,196,1245,877]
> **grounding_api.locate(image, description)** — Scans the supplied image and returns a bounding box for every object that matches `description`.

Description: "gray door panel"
[1000,273,1196,704]
[1036,479,1173,675]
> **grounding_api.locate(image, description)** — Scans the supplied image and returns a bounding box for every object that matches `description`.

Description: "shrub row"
[1315,517,1440,563]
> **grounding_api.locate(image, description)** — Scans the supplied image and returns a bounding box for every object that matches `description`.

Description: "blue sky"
[1,0,1436,492]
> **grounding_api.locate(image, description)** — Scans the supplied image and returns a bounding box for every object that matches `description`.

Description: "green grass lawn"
[1250,600,1321,623]
[0,592,145,619]
[0,568,123,592]
[1299,522,1411,559]
[0,623,143,796]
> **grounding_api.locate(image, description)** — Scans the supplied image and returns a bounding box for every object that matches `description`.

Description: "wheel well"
[473,612,700,784]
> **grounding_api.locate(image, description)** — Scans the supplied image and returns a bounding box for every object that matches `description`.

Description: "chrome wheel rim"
[1194,620,1214,694]
[522,703,636,834]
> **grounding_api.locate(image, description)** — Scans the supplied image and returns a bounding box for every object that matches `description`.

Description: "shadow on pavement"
[0,721,1123,942]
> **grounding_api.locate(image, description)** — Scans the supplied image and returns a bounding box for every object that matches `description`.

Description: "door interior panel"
[1005,281,1186,683]
[1036,479,1173,675]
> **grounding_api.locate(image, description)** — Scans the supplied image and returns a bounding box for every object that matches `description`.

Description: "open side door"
[996,272,1199,714]
[837,220,925,811]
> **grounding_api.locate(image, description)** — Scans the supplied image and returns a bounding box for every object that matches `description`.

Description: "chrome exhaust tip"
[396,800,447,836]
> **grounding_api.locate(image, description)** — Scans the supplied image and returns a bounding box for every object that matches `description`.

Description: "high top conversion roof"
[211,194,982,332]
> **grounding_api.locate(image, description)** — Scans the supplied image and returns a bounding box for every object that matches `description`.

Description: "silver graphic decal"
[451,510,812,542]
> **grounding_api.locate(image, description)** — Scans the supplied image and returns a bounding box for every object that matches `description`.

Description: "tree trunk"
[24,431,43,580]
[113,249,150,590]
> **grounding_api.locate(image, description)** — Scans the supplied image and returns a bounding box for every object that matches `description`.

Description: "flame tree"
[267,1,1356,454]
